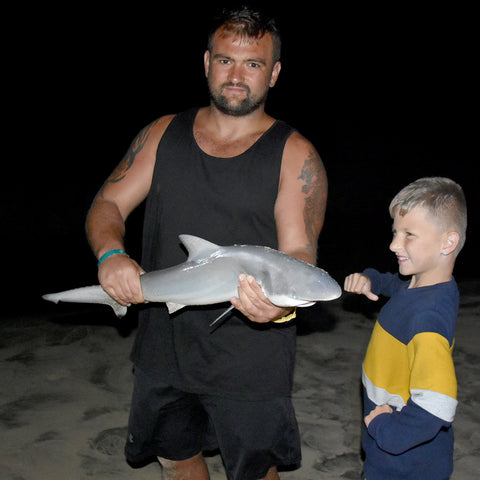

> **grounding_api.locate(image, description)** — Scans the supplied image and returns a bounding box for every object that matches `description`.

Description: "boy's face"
[390,206,452,287]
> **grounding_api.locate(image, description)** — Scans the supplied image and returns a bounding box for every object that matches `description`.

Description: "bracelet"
[273,308,297,323]
[97,249,129,266]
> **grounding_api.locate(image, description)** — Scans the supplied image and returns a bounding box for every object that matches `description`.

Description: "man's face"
[204,30,281,116]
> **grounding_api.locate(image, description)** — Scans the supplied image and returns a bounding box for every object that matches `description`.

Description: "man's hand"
[344,273,379,301]
[230,274,292,323]
[98,254,146,306]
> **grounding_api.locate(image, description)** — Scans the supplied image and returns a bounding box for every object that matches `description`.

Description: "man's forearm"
[85,199,127,260]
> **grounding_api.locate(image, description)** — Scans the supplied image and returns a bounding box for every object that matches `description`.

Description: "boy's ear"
[443,231,460,256]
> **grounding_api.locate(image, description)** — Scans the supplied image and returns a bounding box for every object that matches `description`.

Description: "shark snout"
[309,278,342,301]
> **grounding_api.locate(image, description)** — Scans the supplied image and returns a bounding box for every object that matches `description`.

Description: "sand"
[1,280,478,479]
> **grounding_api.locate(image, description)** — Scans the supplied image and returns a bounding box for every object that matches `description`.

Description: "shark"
[42,235,342,321]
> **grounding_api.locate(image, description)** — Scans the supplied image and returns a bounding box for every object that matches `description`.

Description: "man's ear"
[443,231,460,255]
[269,61,281,87]
[204,50,210,78]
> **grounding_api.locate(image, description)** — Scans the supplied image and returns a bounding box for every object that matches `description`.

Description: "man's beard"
[209,82,269,117]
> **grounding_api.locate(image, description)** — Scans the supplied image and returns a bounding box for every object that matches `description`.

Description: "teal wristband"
[97,249,129,266]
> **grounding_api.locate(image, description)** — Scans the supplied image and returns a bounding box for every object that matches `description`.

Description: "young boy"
[344,177,467,479]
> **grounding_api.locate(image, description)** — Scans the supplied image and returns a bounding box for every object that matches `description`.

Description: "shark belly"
[140,258,241,307]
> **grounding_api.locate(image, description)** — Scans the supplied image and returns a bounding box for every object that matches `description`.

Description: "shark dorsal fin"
[179,234,220,262]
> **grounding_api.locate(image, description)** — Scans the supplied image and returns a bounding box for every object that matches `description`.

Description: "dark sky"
[4,2,476,315]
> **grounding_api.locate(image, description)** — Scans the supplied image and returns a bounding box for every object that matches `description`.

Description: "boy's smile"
[390,206,452,288]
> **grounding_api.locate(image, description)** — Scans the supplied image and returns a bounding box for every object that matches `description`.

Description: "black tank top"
[131,108,297,398]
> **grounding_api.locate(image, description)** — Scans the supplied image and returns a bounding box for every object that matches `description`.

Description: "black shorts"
[125,367,301,480]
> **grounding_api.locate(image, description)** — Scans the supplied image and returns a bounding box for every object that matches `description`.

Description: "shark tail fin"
[42,285,128,318]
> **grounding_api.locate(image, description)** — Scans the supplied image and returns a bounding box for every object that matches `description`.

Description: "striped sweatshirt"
[361,269,459,480]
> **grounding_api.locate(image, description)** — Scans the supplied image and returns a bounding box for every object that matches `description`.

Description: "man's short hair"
[207,6,281,63]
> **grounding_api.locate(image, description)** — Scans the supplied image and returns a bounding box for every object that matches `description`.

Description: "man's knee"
[157,456,176,476]
[157,453,209,480]
[260,466,280,480]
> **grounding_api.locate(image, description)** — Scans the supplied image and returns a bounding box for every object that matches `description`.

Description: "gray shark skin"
[43,235,342,318]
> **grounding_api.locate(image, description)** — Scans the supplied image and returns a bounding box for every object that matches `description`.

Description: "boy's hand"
[344,273,379,301]
[365,404,393,428]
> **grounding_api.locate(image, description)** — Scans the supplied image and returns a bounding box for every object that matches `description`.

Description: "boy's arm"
[364,404,392,427]
[367,398,452,455]
[363,268,406,297]
[345,269,405,299]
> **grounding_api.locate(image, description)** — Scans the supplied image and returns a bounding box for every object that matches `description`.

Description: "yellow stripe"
[408,332,457,398]
[363,322,410,404]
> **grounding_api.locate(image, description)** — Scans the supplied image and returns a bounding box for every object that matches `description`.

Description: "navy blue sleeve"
[367,398,451,455]
[363,269,405,297]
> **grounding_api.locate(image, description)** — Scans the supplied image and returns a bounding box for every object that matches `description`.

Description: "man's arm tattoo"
[297,150,327,254]
[98,121,157,198]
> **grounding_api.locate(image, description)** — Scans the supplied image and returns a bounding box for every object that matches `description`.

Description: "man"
[86,7,327,480]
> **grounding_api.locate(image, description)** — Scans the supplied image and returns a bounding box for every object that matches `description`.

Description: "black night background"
[5,2,476,313]
[1,3,478,479]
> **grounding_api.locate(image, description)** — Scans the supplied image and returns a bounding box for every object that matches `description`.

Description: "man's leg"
[158,453,210,480]
[157,456,278,480]
[125,369,211,472]
[199,395,300,480]
[261,466,280,480]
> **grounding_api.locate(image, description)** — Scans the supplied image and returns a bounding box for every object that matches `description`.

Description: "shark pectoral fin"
[166,302,187,314]
[111,304,128,318]
[209,305,235,332]
[297,301,316,307]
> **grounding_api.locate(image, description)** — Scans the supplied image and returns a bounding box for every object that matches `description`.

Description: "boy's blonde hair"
[389,177,467,253]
